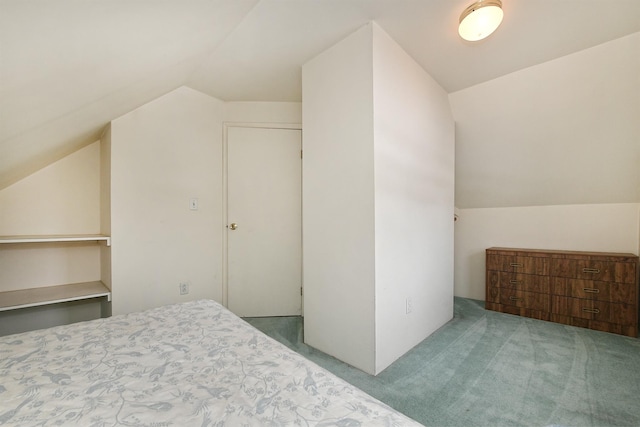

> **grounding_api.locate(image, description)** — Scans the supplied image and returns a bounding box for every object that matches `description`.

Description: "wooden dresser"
[485,247,639,337]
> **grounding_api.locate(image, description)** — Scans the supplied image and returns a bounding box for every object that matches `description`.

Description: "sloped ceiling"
[1,0,639,190]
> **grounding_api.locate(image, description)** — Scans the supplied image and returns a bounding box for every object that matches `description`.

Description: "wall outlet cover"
[179,282,190,295]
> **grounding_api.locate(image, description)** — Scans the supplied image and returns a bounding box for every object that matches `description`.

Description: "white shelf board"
[0,281,111,312]
[0,234,111,246]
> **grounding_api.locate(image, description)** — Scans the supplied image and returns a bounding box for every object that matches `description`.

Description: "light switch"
[189,198,198,210]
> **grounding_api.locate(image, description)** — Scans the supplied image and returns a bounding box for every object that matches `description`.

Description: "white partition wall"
[302,24,377,374]
[371,25,455,373]
[302,23,454,375]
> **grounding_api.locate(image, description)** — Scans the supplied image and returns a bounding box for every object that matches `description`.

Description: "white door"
[227,126,302,317]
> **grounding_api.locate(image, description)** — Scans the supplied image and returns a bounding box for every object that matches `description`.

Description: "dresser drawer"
[552,278,637,304]
[609,303,639,326]
[551,259,636,284]
[487,254,549,275]
[551,296,637,326]
[551,296,610,321]
[499,272,550,293]
[500,289,550,312]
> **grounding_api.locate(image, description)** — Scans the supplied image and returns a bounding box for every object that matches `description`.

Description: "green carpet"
[244,297,640,427]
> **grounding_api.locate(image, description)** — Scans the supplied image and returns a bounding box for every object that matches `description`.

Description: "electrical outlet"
[179,282,190,295]
[406,297,413,314]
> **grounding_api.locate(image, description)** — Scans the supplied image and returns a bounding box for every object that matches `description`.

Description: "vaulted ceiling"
[1,0,639,189]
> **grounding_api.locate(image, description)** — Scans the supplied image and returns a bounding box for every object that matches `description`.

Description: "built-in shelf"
[0,281,111,312]
[0,234,111,246]
[0,234,112,318]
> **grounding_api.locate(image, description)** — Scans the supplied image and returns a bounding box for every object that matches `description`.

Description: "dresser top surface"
[487,247,639,259]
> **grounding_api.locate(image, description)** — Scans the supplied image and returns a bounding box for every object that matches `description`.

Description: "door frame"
[222,122,303,310]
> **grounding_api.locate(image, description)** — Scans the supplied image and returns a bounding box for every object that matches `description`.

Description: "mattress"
[0,299,423,426]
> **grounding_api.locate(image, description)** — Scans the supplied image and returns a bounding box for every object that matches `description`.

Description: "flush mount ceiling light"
[458,0,503,42]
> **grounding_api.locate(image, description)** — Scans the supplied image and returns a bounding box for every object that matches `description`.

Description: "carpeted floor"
[244,297,640,427]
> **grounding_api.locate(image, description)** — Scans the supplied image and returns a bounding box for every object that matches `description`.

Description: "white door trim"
[221,122,302,309]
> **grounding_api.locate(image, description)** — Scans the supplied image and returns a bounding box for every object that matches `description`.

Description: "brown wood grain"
[500,289,550,312]
[499,272,550,294]
[486,270,500,304]
[486,247,639,337]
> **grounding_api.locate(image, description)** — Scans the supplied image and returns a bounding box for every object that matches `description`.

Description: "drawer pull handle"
[509,280,521,285]
[582,268,600,274]
[509,296,522,302]
[582,308,600,314]
[510,263,523,268]
[583,288,600,294]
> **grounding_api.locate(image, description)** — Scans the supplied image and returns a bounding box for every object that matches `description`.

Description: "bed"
[0,299,423,426]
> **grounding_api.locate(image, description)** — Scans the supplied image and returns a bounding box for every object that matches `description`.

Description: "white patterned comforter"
[0,299,423,426]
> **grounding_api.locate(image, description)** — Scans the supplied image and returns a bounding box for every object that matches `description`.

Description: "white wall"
[0,141,101,235]
[372,25,454,372]
[110,87,224,315]
[109,88,303,316]
[455,204,640,300]
[450,33,640,301]
[100,125,112,293]
[451,33,639,209]
[303,23,454,375]
[223,101,302,124]
[302,24,377,374]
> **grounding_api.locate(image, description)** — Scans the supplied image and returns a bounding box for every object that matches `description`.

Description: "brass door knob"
[229,223,238,230]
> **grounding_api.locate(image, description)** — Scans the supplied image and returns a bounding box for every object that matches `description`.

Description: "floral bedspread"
[0,299,423,426]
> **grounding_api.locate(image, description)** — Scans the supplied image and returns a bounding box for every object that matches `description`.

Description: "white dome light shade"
[459,0,504,42]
